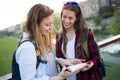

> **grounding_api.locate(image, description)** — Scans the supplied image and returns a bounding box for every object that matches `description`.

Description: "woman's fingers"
[80,61,94,71]
[71,59,86,65]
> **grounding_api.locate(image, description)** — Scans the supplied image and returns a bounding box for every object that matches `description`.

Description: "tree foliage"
[108,10,120,35]
[52,17,61,35]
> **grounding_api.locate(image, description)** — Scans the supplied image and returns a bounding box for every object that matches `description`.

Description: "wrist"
[57,75,63,80]
[56,58,63,63]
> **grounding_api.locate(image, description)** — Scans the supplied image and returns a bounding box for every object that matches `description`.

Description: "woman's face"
[39,15,54,36]
[62,10,76,30]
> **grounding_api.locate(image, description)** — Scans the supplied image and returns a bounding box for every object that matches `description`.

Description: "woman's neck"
[66,28,75,41]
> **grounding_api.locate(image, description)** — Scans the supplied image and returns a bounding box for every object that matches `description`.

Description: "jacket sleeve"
[87,31,100,70]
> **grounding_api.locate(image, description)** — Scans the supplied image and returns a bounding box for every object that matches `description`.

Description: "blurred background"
[0,0,120,80]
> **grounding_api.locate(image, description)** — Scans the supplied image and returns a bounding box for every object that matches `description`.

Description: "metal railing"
[98,34,120,48]
[0,34,120,80]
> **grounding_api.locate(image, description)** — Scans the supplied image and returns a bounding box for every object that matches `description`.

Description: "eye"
[45,23,53,26]
[46,24,50,26]
[62,15,67,19]
[69,16,74,20]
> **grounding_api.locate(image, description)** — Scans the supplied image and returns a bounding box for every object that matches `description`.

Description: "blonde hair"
[21,3,54,60]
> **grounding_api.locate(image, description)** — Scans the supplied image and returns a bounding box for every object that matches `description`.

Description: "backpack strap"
[82,28,91,58]
[57,32,90,58]
[18,40,42,69]
[83,40,90,58]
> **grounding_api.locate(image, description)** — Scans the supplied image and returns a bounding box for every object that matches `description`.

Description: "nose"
[49,24,53,30]
[64,18,69,23]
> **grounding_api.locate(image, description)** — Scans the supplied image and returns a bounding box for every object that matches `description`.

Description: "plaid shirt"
[56,30,101,80]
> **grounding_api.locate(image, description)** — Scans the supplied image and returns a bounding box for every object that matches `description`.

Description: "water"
[100,43,120,64]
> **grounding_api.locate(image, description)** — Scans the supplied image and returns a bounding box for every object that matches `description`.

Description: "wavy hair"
[22,3,54,60]
[60,2,88,54]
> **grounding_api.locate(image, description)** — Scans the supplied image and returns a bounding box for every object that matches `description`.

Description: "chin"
[64,25,70,28]
[45,33,49,36]
[65,27,71,30]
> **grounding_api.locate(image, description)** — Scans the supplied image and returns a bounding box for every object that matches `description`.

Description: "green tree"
[108,10,120,35]
[53,17,60,35]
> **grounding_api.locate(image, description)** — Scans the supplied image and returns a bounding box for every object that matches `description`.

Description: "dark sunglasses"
[64,2,78,7]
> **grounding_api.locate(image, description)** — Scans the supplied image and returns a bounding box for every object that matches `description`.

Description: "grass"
[0,37,18,76]
[103,61,120,80]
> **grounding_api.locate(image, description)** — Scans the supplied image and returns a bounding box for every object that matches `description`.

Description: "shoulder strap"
[83,41,90,58]
[19,40,41,69]
[82,28,91,58]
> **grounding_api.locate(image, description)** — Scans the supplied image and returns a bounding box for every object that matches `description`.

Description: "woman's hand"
[80,61,94,71]
[49,66,79,80]
[58,66,80,80]
[56,58,85,67]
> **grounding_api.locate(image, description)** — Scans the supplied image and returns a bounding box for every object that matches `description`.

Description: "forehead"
[62,10,75,17]
[41,15,54,23]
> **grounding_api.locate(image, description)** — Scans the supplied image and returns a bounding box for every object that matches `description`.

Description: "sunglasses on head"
[42,6,48,12]
[64,2,78,7]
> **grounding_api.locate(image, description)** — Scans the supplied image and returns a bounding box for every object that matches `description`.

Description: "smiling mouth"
[64,24,69,26]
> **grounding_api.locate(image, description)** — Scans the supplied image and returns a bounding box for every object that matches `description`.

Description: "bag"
[12,40,47,80]
[97,59,106,80]
[83,40,106,80]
